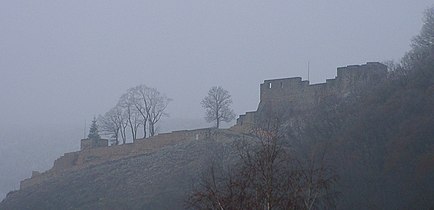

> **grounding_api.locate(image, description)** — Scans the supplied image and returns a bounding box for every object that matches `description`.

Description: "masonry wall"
[19,62,388,189]
[336,62,387,94]
[80,138,109,150]
[57,128,215,171]
[233,111,257,132]
[235,62,388,131]
[20,128,220,190]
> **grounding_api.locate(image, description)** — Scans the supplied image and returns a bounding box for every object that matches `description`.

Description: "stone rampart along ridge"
[234,62,387,131]
[80,138,108,150]
[20,128,219,190]
[18,62,387,190]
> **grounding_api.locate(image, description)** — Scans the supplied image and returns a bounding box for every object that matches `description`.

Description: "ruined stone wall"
[80,138,108,150]
[233,111,256,132]
[235,62,387,131]
[55,128,215,171]
[52,152,79,170]
[19,62,388,189]
[20,128,219,190]
[336,62,388,94]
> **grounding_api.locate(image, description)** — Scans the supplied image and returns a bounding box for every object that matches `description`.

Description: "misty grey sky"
[1,0,432,128]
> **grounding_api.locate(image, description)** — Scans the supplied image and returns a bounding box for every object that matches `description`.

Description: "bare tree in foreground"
[201,86,236,128]
[186,120,338,210]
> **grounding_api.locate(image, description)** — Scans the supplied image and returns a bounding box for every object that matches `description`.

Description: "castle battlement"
[233,62,387,132]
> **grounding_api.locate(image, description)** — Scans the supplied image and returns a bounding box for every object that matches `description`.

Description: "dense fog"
[1,0,433,201]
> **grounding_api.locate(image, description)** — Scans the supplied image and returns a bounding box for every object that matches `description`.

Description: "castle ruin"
[19,128,223,189]
[18,62,387,190]
[234,62,387,131]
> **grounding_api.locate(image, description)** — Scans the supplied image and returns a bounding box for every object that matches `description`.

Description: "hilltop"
[1,61,434,209]
[1,54,434,209]
[2,3,434,209]
[0,129,246,209]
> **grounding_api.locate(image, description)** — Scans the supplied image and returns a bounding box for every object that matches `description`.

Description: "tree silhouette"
[88,117,101,140]
[201,86,236,128]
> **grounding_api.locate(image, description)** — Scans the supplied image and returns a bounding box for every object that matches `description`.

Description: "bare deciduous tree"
[145,87,171,137]
[201,86,236,128]
[130,85,151,138]
[186,120,338,210]
[412,7,434,51]
[119,108,129,144]
[129,85,171,138]
[119,92,143,142]
[98,105,126,145]
[401,7,434,73]
[100,84,171,143]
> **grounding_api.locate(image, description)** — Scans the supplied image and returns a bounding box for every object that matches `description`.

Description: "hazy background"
[1,0,432,199]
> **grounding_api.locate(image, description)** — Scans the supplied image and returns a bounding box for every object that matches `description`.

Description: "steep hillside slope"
[2,70,433,210]
[2,8,433,209]
[293,33,434,210]
[318,78,434,209]
[0,132,243,210]
[289,9,434,209]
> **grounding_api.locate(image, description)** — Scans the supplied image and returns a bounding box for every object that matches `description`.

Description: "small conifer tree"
[88,117,101,140]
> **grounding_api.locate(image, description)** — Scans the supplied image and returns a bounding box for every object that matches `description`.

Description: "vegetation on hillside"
[98,85,171,144]
[187,120,338,209]
[293,7,434,209]
[87,117,101,140]
[1,6,433,210]
[201,86,236,129]
[189,6,434,209]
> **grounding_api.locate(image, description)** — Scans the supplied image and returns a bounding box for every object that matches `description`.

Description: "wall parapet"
[234,62,387,131]
[19,127,222,190]
[80,138,108,150]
